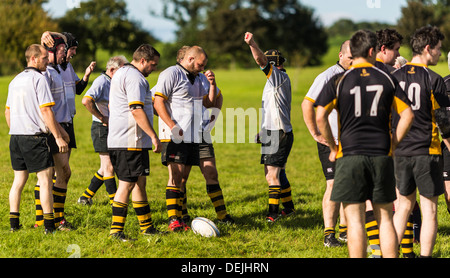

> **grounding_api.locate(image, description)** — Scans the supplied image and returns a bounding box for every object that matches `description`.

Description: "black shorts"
[317,142,335,180]
[48,122,76,153]
[9,134,54,173]
[91,121,108,153]
[394,155,444,198]
[260,130,293,167]
[199,141,215,160]
[109,149,149,182]
[441,141,450,181]
[161,141,200,166]
[332,155,396,204]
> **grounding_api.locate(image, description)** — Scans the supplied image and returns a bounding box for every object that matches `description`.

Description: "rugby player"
[316,30,414,258]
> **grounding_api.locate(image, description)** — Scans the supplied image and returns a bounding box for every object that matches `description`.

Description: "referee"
[6,44,68,234]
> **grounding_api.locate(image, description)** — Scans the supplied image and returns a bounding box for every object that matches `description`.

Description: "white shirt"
[6,68,55,135]
[43,65,72,123]
[305,62,345,143]
[84,72,111,123]
[59,63,80,118]
[108,64,154,150]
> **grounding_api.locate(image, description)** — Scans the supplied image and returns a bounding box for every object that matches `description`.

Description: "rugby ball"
[191,217,220,237]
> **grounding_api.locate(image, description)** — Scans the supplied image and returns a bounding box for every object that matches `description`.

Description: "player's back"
[333,63,405,157]
[393,63,450,156]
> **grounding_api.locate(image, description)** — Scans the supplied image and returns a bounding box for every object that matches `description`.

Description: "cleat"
[10,225,23,232]
[57,219,74,231]
[142,226,167,236]
[44,228,56,235]
[168,218,183,232]
[324,233,342,247]
[338,231,348,243]
[266,213,279,223]
[77,197,93,206]
[218,214,235,224]
[280,208,296,218]
[109,231,136,242]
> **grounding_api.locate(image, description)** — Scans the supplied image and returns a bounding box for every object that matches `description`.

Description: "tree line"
[0,0,448,75]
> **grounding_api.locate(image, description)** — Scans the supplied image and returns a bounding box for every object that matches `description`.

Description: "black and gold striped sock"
[401,214,415,258]
[110,201,128,235]
[82,172,104,200]
[34,185,43,227]
[166,186,181,219]
[324,227,335,237]
[53,186,67,224]
[366,210,382,257]
[181,189,188,219]
[339,224,348,235]
[133,201,153,233]
[279,170,294,210]
[104,176,117,205]
[268,185,281,216]
[207,184,228,220]
[43,213,55,231]
[9,212,20,230]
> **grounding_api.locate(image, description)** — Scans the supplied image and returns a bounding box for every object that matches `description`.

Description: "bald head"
[180,45,208,75]
[339,40,353,70]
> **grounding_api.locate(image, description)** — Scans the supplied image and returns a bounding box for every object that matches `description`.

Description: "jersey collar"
[349,62,374,69]
[24,67,43,74]
[406,62,428,68]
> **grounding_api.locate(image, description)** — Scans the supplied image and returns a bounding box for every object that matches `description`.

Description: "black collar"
[49,63,60,74]
[176,63,196,85]
[124,63,144,76]
[336,61,346,71]
[24,67,43,74]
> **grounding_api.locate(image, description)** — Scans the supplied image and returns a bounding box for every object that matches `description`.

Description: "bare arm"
[316,105,338,162]
[40,106,69,153]
[130,107,161,153]
[244,32,268,69]
[202,70,217,108]
[5,108,10,128]
[82,97,108,126]
[301,98,328,146]
[392,107,414,151]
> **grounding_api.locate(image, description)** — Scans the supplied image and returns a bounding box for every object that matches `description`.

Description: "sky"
[44,0,408,42]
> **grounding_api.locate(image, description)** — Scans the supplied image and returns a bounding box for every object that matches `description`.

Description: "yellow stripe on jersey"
[266,65,273,79]
[349,62,374,69]
[154,92,168,100]
[392,96,410,114]
[323,98,337,114]
[39,102,55,108]
[430,93,442,155]
[129,101,144,106]
[304,96,315,104]
[83,95,94,100]
[127,148,142,151]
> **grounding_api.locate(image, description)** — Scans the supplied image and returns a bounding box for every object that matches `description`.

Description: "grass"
[0,58,450,260]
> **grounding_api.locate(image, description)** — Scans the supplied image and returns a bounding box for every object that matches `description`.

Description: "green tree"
[397,0,450,54]
[57,0,157,71]
[0,0,58,75]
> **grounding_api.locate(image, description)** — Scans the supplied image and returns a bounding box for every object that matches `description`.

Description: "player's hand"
[329,146,338,162]
[244,32,254,45]
[85,62,96,77]
[313,134,328,146]
[41,31,54,47]
[204,70,216,85]
[55,137,69,153]
[171,124,184,143]
[152,136,162,153]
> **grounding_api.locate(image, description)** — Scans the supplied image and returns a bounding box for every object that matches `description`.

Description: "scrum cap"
[264,49,286,67]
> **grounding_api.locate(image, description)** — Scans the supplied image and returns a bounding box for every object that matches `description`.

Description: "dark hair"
[376,28,403,51]
[133,44,160,62]
[410,26,445,56]
[350,30,378,59]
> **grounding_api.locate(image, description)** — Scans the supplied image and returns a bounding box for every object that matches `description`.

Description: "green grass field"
[0,58,450,260]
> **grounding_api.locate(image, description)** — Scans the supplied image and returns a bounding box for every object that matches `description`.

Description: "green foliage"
[57,0,157,72]
[0,0,58,75]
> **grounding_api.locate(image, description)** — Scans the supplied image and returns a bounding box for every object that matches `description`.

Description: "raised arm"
[244,32,268,69]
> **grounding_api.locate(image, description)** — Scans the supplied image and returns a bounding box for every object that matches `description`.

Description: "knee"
[265,171,279,185]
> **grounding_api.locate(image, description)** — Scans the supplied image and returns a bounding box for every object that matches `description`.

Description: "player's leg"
[52,152,72,229]
[279,167,295,216]
[323,178,341,247]
[110,179,135,239]
[9,170,28,231]
[265,165,281,222]
[418,194,439,257]
[101,153,116,204]
[393,190,416,256]
[131,176,157,234]
[343,202,367,258]
[373,202,398,258]
[167,162,185,232]
[36,167,56,233]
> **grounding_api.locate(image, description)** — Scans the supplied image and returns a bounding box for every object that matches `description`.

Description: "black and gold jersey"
[392,63,450,156]
[445,75,450,92]
[316,62,411,158]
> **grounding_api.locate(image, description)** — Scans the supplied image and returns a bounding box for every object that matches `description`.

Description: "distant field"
[0,57,450,260]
